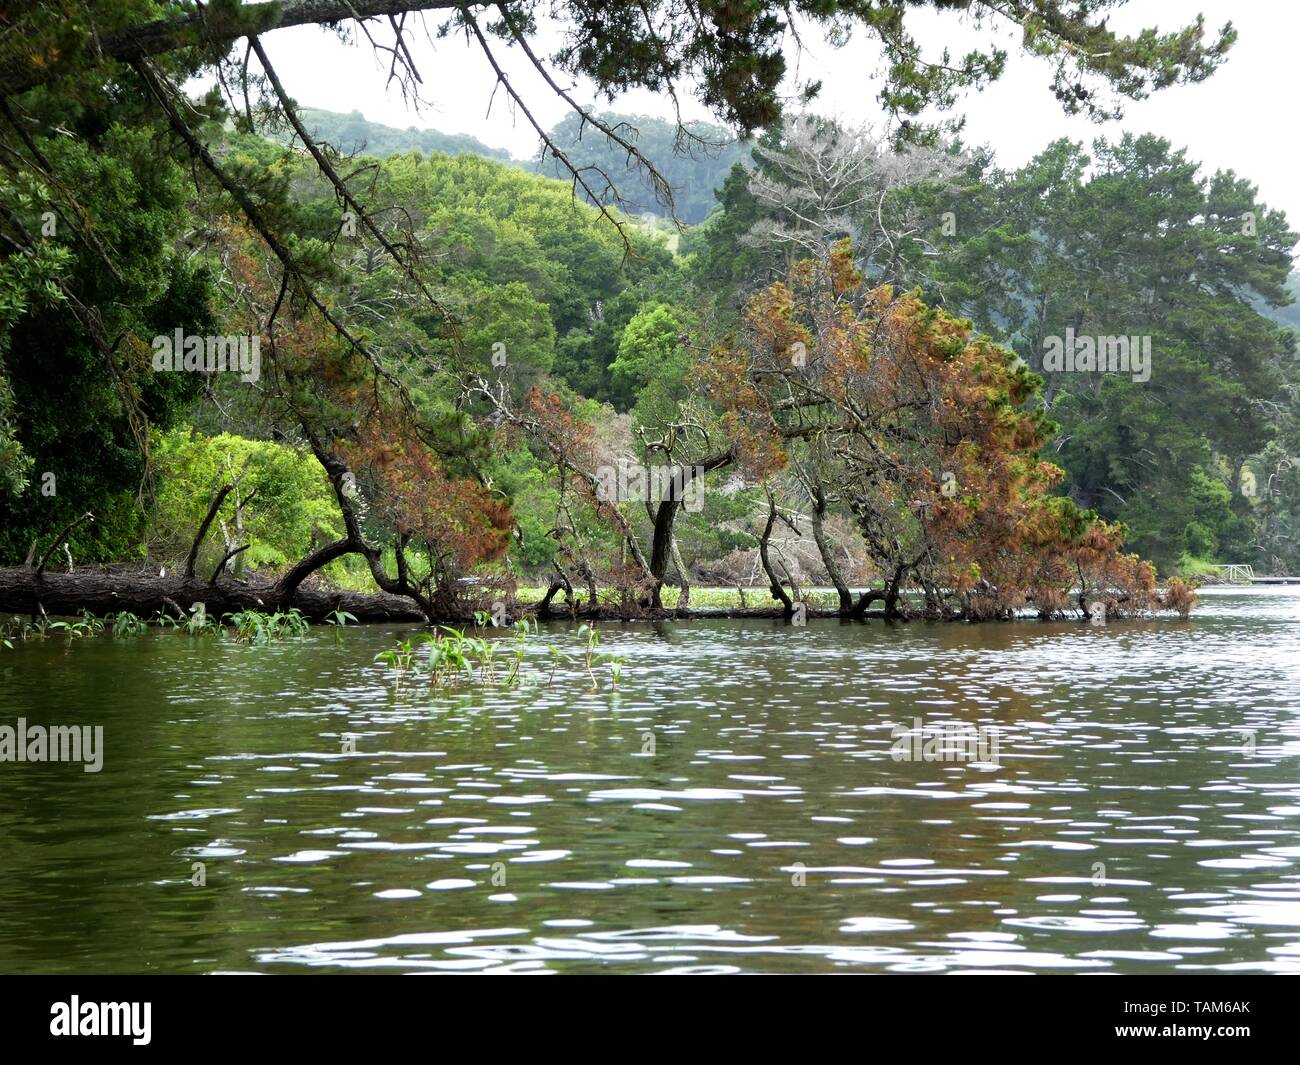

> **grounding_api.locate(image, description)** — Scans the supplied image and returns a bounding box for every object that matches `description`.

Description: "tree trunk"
[759,491,794,614]
[883,564,906,619]
[0,567,424,622]
[670,533,691,609]
[809,484,852,614]
[647,499,679,608]
[537,562,576,618]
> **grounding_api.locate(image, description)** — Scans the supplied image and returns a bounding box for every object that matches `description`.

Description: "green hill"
[295,108,515,162]
[286,108,746,225]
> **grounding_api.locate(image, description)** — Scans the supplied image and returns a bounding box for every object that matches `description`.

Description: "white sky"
[252,0,1296,241]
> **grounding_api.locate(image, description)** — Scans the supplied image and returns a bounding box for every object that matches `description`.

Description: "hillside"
[295,108,515,162]
[535,111,747,223]
[289,108,746,224]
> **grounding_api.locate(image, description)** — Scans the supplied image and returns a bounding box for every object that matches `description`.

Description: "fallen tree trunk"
[0,564,919,626]
[0,567,424,622]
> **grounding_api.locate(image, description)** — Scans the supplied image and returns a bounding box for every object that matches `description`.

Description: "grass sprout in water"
[375,618,626,692]
[578,623,624,691]
[223,608,311,644]
[376,619,530,689]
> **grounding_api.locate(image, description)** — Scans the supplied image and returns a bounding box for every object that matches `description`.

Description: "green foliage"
[367,150,679,402]
[223,608,310,644]
[0,93,216,562]
[148,428,340,572]
[1259,272,1300,331]
[611,302,685,408]
[456,278,556,374]
[109,611,149,638]
[180,604,219,637]
[552,287,646,402]
[489,445,563,568]
[374,617,625,692]
[7,610,106,642]
[689,157,775,304]
[576,623,625,690]
[278,108,746,226]
[0,615,30,649]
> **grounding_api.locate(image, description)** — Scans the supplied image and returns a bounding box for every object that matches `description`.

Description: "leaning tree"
[708,239,1190,620]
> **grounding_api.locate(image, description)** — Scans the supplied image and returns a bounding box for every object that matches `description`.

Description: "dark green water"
[1,588,1298,974]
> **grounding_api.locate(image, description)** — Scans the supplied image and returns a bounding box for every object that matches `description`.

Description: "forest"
[0,0,1293,631]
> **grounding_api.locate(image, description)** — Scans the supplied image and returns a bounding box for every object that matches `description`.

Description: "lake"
[2,587,1298,974]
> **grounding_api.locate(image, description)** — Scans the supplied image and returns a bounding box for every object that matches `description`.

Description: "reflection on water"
[1,587,1298,974]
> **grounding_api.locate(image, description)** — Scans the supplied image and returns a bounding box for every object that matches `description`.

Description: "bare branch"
[35,513,95,577]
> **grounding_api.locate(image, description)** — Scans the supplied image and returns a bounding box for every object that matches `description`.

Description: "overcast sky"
[252,0,1297,243]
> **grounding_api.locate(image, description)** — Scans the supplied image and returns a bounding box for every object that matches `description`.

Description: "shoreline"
[0,565,1204,628]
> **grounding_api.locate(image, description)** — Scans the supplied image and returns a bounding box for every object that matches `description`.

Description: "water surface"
[1,588,1298,974]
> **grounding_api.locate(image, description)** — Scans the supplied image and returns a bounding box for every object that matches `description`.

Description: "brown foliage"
[709,239,1187,620]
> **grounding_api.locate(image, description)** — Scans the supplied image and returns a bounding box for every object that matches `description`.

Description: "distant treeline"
[289,108,746,224]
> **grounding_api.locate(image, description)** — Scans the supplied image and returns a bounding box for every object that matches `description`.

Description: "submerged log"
[0,567,424,622]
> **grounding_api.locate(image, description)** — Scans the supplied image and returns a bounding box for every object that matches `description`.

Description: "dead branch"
[35,512,95,577]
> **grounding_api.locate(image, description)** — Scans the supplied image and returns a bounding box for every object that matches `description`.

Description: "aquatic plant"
[223,608,310,644]
[30,611,103,639]
[0,616,31,649]
[375,618,537,691]
[375,637,418,681]
[577,623,626,690]
[109,611,149,638]
[77,610,105,636]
